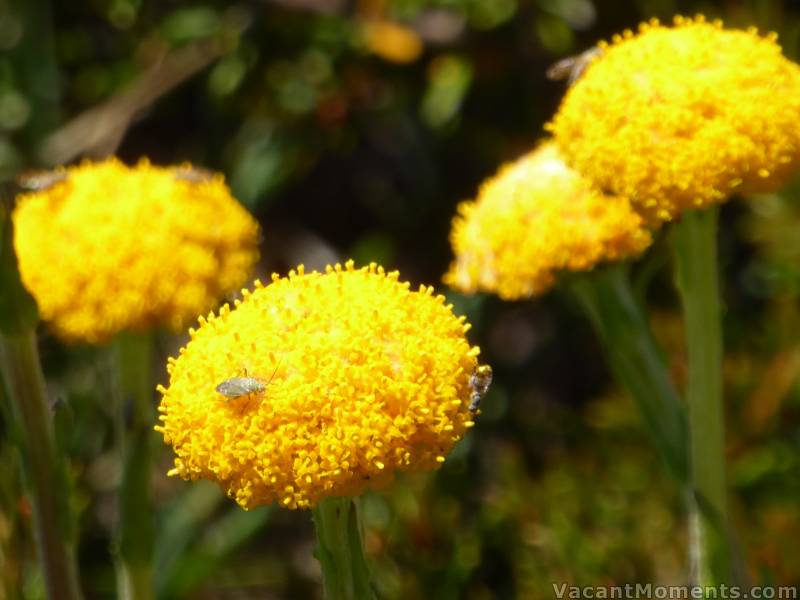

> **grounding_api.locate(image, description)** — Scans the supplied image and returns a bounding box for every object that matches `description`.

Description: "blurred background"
[2,0,800,597]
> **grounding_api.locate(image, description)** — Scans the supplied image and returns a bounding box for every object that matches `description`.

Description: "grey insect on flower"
[468,364,493,412]
[17,170,69,192]
[216,360,281,401]
[173,166,215,184]
[546,46,603,86]
[216,377,267,399]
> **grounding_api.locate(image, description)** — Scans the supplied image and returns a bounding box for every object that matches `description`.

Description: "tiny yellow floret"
[156,261,482,510]
[444,142,651,300]
[12,158,259,343]
[548,16,800,221]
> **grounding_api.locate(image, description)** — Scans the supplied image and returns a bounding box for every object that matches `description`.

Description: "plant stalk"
[673,207,731,584]
[312,497,375,600]
[0,331,82,600]
[570,263,689,484]
[113,331,155,600]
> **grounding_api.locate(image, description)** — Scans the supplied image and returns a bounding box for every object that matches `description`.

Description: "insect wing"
[546,56,580,81]
[17,170,68,192]
[546,47,602,85]
[173,167,214,184]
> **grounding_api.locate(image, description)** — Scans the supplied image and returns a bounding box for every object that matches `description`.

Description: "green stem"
[673,207,731,584]
[113,331,155,600]
[312,497,375,600]
[0,331,82,600]
[570,263,689,484]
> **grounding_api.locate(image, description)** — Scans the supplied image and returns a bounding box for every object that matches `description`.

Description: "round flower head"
[444,142,652,300]
[548,16,800,222]
[156,261,483,510]
[12,158,260,343]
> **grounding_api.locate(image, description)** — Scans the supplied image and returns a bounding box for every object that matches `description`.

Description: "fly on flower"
[546,47,602,85]
[17,170,68,192]
[468,364,493,412]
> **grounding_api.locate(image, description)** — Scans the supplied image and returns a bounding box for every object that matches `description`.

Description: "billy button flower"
[444,141,689,521]
[547,15,800,223]
[11,157,260,599]
[444,141,652,300]
[157,261,482,509]
[12,158,260,344]
[549,16,800,584]
[157,261,486,598]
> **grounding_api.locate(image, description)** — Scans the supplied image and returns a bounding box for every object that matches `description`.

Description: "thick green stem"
[312,497,375,600]
[113,332,155,600]
[673,207,731,584]
[570,264,689,484]
[0,331,82,600]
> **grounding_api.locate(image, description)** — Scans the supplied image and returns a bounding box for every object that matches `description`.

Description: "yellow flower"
[12,158,259,344]
[444,142,651,300]
[361,20,424,64]
[156,261,481,510]
[548,15,800,222]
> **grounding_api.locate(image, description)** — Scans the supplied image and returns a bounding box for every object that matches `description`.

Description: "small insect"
[468,364,493,413]
[216,360,281,401]
[17,170,68,192]
[173,166,215,184]
[546,46,603,86]
[215,376,266,399]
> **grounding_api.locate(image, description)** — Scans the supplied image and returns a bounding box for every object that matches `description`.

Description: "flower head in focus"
[548,15,800,222]
[444,142,652,300]
[156,261,482,510]
[12,158,260,344]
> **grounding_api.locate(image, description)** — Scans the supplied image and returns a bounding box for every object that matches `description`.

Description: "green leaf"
[161,7,221,45]
[154,481,225,595]
[158,500,273,599]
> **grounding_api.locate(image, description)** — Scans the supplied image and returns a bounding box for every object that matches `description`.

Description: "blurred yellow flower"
[12,158,259,344]
[548,15,800,222]
[444,142,651,300]
[362,20,424,64]
[156,261,481,510]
